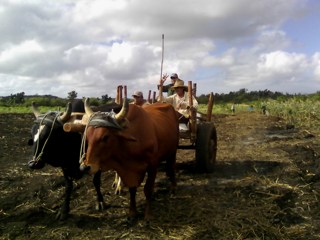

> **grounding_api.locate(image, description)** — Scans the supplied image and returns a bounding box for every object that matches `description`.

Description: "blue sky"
[0,0,319,98]
[283,1,320,55]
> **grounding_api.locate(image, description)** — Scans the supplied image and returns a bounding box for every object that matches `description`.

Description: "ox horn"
[58,102,72,123]
[115,97,128,121]
[31,102,41,118]
[84,98,94,116]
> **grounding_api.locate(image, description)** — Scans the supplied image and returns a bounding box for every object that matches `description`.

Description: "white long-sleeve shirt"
[162,92,198,117]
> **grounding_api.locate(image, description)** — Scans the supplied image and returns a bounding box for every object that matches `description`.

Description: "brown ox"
[78,98,179,223]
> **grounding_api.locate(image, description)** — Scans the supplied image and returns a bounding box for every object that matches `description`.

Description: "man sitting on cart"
[158,79,198,131]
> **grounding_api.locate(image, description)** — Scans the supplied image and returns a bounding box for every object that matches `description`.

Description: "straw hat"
[171,79,188,90]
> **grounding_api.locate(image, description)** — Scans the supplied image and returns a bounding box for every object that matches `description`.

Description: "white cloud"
[0,0,318,97]
[312,52,320,79]
[0,40,43,62]
[257,51,308,77]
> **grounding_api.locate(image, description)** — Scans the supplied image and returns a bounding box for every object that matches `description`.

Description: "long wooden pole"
[158,34,164,102]
[160,34,164,81]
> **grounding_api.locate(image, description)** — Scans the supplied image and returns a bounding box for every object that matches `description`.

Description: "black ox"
[27,100,120,220]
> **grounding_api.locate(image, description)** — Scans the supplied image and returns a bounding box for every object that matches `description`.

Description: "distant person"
[131,91,149,107]
[158,73,180,96]
[261,105,267,115]
[231,103,236,114]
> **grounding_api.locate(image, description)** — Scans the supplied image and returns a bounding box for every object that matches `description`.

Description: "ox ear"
[116,131,137,141]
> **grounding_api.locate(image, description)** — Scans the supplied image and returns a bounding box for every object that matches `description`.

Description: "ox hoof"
[80,165,90,173]
[115,189,122,195]
[144,220,151,228]
[169,190,176,198]
[95,201,106,211]
[126,216,138,227]
[55,210,68,221]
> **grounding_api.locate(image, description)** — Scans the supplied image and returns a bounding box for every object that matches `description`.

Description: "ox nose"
[28,160,45,169]
[80,164,91,173]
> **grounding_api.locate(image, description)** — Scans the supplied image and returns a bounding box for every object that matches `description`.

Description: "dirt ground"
[0,111,320,240]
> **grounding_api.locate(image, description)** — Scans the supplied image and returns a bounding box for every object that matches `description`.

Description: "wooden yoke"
[188,81,196,142]
[63,123,85,133]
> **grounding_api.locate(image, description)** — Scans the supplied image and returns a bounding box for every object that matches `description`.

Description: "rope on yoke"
[78,110,118,165]
[79,113,97,164]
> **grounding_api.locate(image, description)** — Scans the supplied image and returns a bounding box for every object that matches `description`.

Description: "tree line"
[197,88,320,104]
[0,91,112,107]
[1,88,319,107]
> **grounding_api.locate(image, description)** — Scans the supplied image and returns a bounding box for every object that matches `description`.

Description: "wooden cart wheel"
[195,122,217,172]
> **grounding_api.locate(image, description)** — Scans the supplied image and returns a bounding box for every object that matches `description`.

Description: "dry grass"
[1,112,320,239]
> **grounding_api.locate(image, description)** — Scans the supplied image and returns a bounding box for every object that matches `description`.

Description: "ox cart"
[175,81,217,173]
[118,83,217,173]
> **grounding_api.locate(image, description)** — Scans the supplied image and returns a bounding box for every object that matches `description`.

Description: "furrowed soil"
[0,111,320,240]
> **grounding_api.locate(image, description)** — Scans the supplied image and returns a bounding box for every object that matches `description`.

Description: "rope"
[79,113,97,164]
[78,110,117,164]
[32,112,62,163]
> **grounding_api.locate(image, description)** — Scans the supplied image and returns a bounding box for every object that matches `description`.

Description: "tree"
[15,92,25,104]
[67,91,77,100]
[101,94,112,104]
[0,92,25,105]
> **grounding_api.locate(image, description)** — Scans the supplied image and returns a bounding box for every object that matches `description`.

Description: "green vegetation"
[1,90,319,132]
[199,90,320,132]
[0,90,113,113]
[264,98,320,130]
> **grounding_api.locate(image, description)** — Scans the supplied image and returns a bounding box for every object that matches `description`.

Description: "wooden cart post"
[152,91,156,104]
[148,90,152,104]
[207,92,214,122]
[123,85,127,98]
[188,81,197,142]
[193,83,197,97]
[116,85,123,105]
